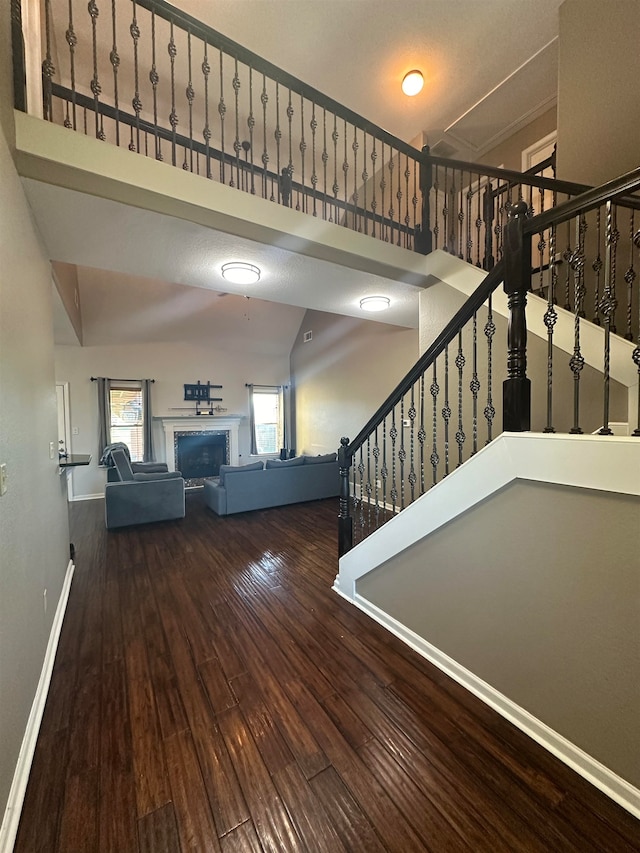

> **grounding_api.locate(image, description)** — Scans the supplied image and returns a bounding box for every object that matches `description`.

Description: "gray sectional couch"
[203,453,339,516]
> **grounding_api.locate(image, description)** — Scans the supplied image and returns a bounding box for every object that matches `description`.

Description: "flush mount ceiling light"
[359,295,391,312]
[401,70,424,97]
[221,262,261,285]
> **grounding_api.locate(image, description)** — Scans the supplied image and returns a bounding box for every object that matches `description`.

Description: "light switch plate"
[0,463,7,496]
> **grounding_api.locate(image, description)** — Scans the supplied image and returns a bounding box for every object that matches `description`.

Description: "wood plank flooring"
[14,492,640,852]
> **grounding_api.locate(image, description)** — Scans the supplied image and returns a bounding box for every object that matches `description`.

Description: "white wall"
[0,19,70,836]
[55,341,291,497]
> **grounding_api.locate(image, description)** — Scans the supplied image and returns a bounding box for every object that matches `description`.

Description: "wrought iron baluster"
[633,221,640,435]
[248,67,255,194]
[569,215,586,434]
[466,172,473,263]
[365,436,372,533]
[404,155,411,249]
[185,31,194,172]
[42,0,55,122]
[352,125,359,232]
[287,88,294,191]
[388,151,395,244]
[357,447,365,538]
[408,386,416,503]
[381,417,388,521]
[543,225,558,433]
[373,426,380,528]
[130,0,141,152]
[390,408,398,513]
[149,9,160,157]
[362,133,368,234]
[200,46,212,175]
[395,154,403,247]
[455,331,466,466]
[168,22,178,166]
[380,142,386,241]
[443,167,450,252]
[592,208,603,324]
[433,168,439,250]
[443,346,451,475]
[66,0,78,131]
[261,74,269,199]
[418,374,426,495]
[470,313,479,454]
[563,215,573,310]
[232,58,241,188]
[321,108,328,218]
[430,361,439,485]
[299,96,306,212]
[332,115,339,219]
[275,83,281,201]
[310,103,317,216]
[217,49,225,183]
[609,208,619,335]
[88,0,104,140]
[484,295,496,443]
[412,153,418,250]
[370,139,377,238]
[475,175,482,267]
[343,119,349,224]
[399,397,405,510]
[598,201,618,436]
[625,211,637,341]
[457,173,464,258]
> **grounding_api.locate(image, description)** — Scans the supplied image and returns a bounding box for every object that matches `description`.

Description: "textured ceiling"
[45,0,564,349]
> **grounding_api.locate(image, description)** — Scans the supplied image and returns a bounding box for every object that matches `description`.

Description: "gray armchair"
[105,448,185,529]
[101,442,169,482]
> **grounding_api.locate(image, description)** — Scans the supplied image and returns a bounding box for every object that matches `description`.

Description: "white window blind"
[109,385,144,462]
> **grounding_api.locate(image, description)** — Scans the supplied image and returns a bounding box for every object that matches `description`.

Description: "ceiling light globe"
[360,296,391,312]
[221,262,261,285]
[402,70,424,97]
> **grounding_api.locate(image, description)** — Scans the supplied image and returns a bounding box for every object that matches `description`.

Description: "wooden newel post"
[415,144,432,255]
[503,200,531,432]
[337,436,353,557]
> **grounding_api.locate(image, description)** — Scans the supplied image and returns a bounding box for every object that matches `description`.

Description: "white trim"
[159,416,243,471]
[333,590,640,820]
[69,492,104,502]
[521,130,557,172]
[0,559,75,853]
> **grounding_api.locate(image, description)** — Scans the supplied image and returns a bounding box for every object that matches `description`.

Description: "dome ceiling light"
[402,70,424,97]
[360,295,391,312]
[221,262,261,285]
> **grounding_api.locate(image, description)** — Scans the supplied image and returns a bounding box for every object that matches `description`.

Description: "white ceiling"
[40,0,564,351]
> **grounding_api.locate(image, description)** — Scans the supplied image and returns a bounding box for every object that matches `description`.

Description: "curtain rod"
[91,376,155,382]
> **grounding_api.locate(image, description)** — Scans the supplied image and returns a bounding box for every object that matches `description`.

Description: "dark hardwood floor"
[14,492,640,852]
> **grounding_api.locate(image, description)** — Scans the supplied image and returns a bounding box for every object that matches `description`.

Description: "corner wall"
[357,479,640,791]
[289,310,418,456]
[0,12,70,839]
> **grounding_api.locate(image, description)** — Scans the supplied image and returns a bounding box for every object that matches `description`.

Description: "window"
[109,384,144,461]
[250,386,281,455]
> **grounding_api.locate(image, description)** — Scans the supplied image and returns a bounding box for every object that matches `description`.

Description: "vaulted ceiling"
[43,0,564,352]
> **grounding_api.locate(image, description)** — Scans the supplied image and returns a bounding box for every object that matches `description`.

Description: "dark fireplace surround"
[175,431,229,487]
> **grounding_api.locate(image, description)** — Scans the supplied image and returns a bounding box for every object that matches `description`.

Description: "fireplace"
[159,416,242,488]
[175,432,228,486]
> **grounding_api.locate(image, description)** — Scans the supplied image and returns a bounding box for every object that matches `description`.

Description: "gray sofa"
[105,448,185,529]
[203,453,339,516]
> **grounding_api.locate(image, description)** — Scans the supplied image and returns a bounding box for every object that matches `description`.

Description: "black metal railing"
[339,168,640,556]
[15,0,591,260]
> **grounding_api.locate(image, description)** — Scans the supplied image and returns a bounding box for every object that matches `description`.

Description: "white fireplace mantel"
[158,416,243,471]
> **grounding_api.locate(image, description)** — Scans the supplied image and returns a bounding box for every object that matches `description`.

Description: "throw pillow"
[219,461,264,485]
[302,452,338,464]
[265,456,305,469]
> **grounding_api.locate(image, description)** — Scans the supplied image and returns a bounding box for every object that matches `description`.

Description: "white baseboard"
[333,586,640,821]
[0,559,75,853]
[69,492,103,501]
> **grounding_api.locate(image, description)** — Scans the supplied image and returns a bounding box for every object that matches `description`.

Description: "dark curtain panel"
[142,378,154,462]
[282,383,295,454]
[247,384,258,456]
[96,377,111,457]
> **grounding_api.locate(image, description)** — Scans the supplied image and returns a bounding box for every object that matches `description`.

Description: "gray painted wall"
[358,480,640,787]
[0,8,71,827]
